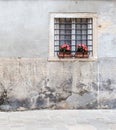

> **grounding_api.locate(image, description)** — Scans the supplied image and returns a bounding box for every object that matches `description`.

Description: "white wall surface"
[0,0,115,58]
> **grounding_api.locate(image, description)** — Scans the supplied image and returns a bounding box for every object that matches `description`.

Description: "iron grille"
[54,18,93,57]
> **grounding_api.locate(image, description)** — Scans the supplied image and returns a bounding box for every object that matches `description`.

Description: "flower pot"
[83,53,89,58]
[75,52,83,58]
[57,52,72,58]
[75,52,89,58]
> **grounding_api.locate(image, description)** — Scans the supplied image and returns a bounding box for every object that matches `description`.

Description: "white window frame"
[48,13,97,61]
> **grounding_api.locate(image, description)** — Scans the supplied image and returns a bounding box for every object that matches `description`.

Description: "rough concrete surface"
[0,57,115,110]
[0,110,116,130]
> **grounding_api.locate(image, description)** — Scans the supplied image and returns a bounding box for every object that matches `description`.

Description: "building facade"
[0,0,116,111]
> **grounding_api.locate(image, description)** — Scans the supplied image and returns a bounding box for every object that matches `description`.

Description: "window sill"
[48,57,97,62]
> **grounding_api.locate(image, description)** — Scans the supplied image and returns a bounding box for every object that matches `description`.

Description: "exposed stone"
[100,99,116,109]
[55,101,71,109]
[17,107,27,111]
[66,92,97,109]
[0,105,13,111]
[36,96,49,109]
[0,89,8,105]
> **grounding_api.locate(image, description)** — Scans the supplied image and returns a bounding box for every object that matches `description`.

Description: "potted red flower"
[57,43,72,58]
[75,43,89,58]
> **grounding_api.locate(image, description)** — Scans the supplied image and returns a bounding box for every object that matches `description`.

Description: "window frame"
[48,13,97,61]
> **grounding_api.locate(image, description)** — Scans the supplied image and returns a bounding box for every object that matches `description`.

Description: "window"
[49,13,97,61]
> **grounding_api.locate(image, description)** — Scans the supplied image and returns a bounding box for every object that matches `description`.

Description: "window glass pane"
[82,24,87,29]
[76,25,81,29]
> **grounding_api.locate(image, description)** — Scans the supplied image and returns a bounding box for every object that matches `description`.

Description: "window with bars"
[54,18,93,56]
[49,13,97,60]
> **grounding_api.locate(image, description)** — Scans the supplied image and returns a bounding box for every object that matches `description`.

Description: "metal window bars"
[54,18,93,57]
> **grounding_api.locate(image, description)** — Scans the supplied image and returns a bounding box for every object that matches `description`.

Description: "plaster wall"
[0,0,115,110]
[0,0,115,57]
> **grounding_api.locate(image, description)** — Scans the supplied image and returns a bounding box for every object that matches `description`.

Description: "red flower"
[61,43,67,48]
[75,43,88,52]
[59,43,71,52]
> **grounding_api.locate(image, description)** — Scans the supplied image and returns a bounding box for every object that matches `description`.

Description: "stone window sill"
[48,57,97,62]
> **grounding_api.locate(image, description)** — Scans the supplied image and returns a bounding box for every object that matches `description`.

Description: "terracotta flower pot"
[57,52,72,58]
[75,52,83,58]
[75,52,89,58]
[83,53,89,58]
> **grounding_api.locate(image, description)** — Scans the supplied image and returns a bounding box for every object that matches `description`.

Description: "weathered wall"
[0,0,115,57]
[0,58,116,110]
[0,0,116,111]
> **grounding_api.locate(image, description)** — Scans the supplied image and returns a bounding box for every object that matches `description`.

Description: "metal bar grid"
[54,18,93,57]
